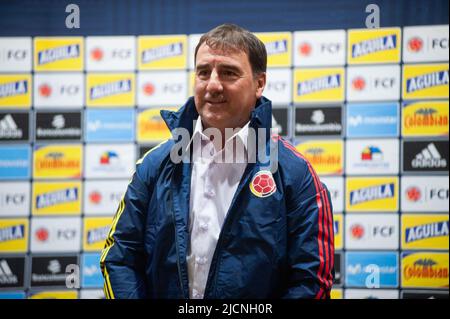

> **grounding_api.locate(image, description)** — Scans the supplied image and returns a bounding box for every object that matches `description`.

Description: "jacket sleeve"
[100,150,158,299]
[281,164,335,299]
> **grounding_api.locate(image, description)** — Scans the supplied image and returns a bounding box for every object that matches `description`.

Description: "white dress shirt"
[187,116,250,299]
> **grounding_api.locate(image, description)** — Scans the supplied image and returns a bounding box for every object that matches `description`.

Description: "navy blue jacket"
[100,96,334,299]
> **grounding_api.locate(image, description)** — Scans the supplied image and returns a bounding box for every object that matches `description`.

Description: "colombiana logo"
[249,170,277,198]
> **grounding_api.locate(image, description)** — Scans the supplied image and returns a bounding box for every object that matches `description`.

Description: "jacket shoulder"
[275,137,326,197]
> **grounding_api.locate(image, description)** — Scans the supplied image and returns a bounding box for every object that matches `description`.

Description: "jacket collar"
[160,96,273,136]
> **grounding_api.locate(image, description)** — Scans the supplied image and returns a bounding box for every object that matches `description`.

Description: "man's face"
[194,43,266,133]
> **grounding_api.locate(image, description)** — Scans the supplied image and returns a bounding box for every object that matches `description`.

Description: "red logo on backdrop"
[298,42,312,56]
[39,84,52,97]
[406,186,421,202]
[249,170,277,198]
[91,48,104,61]
[35,228,49,242]
[352,77,366,91]
[89,191,102,205]
[350,224,365,239]
[143,83,155,96]
[408,37,423,53]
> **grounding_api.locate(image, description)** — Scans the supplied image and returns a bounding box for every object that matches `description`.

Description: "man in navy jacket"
[100,23,334,299]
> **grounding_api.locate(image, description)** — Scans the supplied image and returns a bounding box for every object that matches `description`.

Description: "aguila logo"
[249,170,277,198]
[408,37,423,53]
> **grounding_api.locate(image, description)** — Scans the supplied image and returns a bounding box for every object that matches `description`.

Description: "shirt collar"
[191,116,250,152]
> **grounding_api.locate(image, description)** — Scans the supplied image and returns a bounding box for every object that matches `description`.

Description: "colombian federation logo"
[255,32,292,67]
[402,63,449,100]
[249,170,277,198]
[34,37,84,71]
[347,28,401,64]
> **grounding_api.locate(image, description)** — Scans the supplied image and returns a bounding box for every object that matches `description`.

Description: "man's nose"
[206,70,223,94]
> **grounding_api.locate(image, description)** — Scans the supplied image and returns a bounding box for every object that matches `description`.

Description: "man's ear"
[255,72,266,99]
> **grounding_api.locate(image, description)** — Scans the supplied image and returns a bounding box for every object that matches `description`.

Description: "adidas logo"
[0,114,22,139]
[412,143,447,168]
[0,259,18,285]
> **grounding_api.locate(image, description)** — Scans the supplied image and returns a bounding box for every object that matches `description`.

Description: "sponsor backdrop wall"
[0,0,449,299]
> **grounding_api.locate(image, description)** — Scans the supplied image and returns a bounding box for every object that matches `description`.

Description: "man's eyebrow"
[195,63,210,70]
[195,63,242,72]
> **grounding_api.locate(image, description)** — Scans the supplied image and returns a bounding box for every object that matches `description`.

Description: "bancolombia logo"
[36,112,82,141]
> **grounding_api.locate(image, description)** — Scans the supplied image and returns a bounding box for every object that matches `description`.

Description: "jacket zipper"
[203,162,256,298]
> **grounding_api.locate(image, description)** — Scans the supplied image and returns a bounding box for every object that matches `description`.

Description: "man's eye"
[197,70,209,77]
[222,71,237,77]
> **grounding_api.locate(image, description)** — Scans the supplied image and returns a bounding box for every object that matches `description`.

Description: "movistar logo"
[406,221,449,243]
[297,74,341,96]
[406,70,449,93]
[350,183,395,205]
[352,35,397,58]
[38,44,80,65]
[141,43,183,63]
[36,187,78,209]
[90,80,131,100]
[0,81,28,98]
